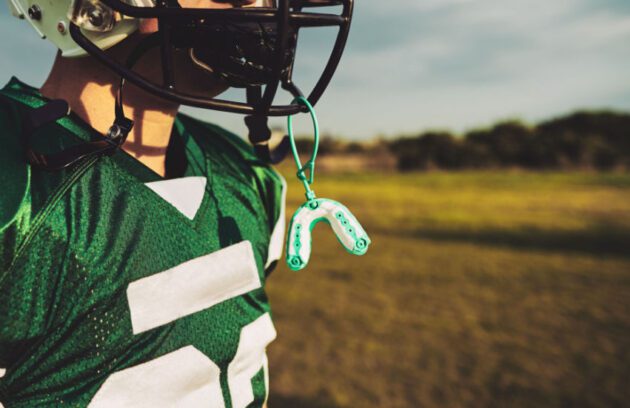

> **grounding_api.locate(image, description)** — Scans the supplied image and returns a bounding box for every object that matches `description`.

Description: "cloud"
[303,0,630,137]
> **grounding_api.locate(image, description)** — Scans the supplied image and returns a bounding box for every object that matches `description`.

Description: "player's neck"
[40,52,179,178]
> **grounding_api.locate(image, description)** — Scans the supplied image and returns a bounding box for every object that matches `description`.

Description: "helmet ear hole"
[69,0,119,32]
[8,0,144,57]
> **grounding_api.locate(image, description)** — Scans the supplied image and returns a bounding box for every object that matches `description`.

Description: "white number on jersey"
[89,241,276,407]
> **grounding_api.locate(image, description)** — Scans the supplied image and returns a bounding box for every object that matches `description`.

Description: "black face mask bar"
[61,0,354,165]
[23,0,352,170]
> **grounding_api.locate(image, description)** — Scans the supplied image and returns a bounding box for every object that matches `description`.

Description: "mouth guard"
[284,96,371,271]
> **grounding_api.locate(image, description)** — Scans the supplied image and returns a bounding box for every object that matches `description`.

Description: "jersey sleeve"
[252,166,287,273]
[212,126,287,273]
[0,92,67,383]
[211,125,288,273]
[0,97,31,273]
[180,115,288,274]
[0,97,34,377]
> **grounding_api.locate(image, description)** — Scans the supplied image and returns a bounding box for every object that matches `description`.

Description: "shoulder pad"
[0,96,30,232]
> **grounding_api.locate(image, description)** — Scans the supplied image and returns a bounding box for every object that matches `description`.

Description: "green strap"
[286,96,319,201]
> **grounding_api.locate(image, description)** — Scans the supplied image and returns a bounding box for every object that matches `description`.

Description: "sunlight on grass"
[267,171,630,408]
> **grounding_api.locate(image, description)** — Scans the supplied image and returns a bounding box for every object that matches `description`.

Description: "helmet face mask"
[9,0,353,167]
[184,20,297,89]
[64,0,353,117]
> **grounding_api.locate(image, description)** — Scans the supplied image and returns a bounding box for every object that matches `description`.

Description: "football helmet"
[8,0,354,167]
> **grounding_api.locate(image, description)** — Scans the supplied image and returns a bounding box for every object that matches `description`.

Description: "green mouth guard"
[285,97,371,271]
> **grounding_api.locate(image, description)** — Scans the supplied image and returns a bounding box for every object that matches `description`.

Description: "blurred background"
[2,0,630,407]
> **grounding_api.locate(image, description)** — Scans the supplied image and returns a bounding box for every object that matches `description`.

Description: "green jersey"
[0,78,286,408]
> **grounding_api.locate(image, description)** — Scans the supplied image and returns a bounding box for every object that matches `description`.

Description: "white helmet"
[6,0,151,57]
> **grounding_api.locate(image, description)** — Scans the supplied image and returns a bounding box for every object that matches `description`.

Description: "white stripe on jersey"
[127,241,261,334]
[145,176,207,220]
[228,313,277,408]
[0,368,4,408]
[265,173,287,269]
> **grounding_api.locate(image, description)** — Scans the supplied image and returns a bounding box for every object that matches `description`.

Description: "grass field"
[265,171,630,408]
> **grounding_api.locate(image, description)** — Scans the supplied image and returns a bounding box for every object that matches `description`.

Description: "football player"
[0,0,353,406]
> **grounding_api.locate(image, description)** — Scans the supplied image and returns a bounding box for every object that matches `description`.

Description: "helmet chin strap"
[244,85,292,164]
[23,35,162,171]
[23,94,133,171]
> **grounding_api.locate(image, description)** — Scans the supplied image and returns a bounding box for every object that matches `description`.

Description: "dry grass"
[266,171,630,408]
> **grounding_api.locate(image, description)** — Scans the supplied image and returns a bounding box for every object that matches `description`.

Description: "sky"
[1,0,629,139]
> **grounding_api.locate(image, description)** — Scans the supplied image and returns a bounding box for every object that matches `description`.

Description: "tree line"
[387,111,630,171]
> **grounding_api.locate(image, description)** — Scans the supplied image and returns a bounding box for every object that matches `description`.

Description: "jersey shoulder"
[176,112,260,164]
[0,79,84,272]
[176,113,287,270]
[175,113,285,206]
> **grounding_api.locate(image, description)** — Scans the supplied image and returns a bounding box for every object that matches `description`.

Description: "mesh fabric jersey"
[0,78,286,407]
